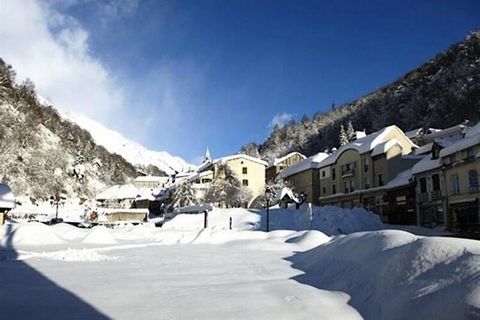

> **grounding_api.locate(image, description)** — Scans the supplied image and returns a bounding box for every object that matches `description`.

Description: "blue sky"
[1,1,479,163]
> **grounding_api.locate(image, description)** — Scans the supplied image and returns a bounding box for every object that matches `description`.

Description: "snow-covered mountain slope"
[63,111,190,175]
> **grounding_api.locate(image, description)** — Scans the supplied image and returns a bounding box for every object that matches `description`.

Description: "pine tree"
[339,125,349,146]
[346,121,355,141]
[171,182,197,208]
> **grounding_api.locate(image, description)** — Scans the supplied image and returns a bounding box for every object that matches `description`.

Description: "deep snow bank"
[287,230,480,320]
[164,205,382,235]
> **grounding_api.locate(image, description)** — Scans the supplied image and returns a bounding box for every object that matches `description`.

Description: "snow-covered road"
[0,239,362,320]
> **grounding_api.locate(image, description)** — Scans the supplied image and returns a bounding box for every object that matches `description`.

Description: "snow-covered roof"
[405,128,423,139]
[275,187,299,202]
[439,133,480,158]
[387,169,413,189]
[96,184,159,201]
[277,152,329,179]
[371,139,402,157]
[215,154,268,166]
[0,183,15,209]
[411,155,441,175]
[465,122,480,138]
[187,170,213,182]
[197,153,268,172]
[273,152,306,166]
[422,124,466,143]
[414,142,434,155]
[320,125,415,167]
[134,176,169,182]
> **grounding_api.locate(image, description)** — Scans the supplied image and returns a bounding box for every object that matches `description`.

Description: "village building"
[439,123,480,232]
[195,153,268,206]
[266,152,306,182]
[317,125,420,222]
[133,176,170,189]
[276,152,329,205]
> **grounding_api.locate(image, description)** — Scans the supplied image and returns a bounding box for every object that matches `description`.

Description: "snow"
[62,111,191,175]
[276,152,329,179]
[95,183,154,201]
[272,152,306,166]
[411,154,441,175]
[288,230,480,319]
[0,183,15,209]
[439,132,480,158]
[196,153,268,172]
[371,138,402,157]
[1,207,478,319]
[320,125,416,167]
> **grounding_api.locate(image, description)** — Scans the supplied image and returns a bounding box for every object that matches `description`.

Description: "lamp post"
[265,188,273,232]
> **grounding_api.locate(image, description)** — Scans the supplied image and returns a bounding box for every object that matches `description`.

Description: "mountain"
[61,112,190,176]
[0,57,186,200]
[242,30,480,163]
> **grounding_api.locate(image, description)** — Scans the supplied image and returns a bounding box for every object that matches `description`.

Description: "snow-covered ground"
[1,207,479,319]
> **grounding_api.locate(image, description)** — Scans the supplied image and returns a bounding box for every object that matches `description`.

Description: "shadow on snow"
[0,223,109,320]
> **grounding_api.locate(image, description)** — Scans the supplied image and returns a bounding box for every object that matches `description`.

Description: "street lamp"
[265,188,273,232]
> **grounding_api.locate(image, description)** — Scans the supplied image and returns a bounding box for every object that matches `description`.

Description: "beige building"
[439,123,480,231]
[266,152,306,182]
[276,152,329,205]
[318,125,419,219]
[134,176,169,189]
[195,153,268,206]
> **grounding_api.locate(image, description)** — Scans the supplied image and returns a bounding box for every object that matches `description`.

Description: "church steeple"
[204,147,212,163]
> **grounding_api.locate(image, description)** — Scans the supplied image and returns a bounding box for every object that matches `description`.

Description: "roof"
[439,132,480,158]
[0,183,15,209]
[134,176,169,182]
[371,139,402,157]
[422,124,466,143]
[96,184,161,201]
[187,170,213,182]
[197,153,268,172]
[215,154,268,166]
[405,128,423,139]
[411,155,441,175]
[273,152,306,166]
[320,125,415,167]
[275,187,299,202]
[276,152,329,179]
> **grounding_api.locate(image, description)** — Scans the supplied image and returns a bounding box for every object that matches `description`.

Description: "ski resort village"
[1,1,480,320]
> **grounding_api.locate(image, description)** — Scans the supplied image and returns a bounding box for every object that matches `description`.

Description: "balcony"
[418,193,428,202]
[341,168,355,178]
[431,190,442,201]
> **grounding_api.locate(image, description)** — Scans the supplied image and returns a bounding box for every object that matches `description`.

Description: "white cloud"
[0,0,124,124]
[269,112,294,129]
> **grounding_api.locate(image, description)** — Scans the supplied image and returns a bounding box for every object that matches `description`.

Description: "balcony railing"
[418,193,428,202]
[341,169,355,178]
[431,190,442,201]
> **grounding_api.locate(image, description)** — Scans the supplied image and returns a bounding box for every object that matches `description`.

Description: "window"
[378,174,384,187]
[344,181,349,193]
[332,184,336,194]
[466,148,475,159]
[350,180,355,192]
[364,177,370,189]
[321,170,326,177]
[431,174,440,191]
[242,179,249,186]
[449,154,457,164]
[363,158,369,172]
[242,167,248,174]
[419,177,427,193]
[332,168,336,180]
[451,174,460,194]
[322,187,326,194]
[468,170,479,191]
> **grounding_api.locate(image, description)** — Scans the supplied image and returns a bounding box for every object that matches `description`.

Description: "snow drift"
[287,230,480,320]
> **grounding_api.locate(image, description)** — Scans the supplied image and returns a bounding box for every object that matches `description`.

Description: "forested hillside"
[242,30,480,163]
[0,58,138,200]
